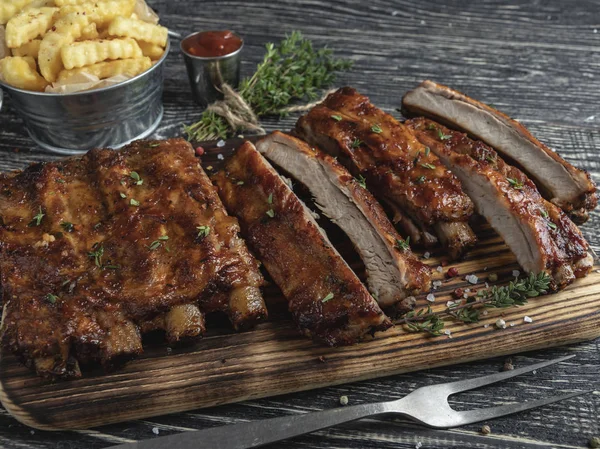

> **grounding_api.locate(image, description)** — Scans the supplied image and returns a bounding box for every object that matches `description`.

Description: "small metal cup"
[180,31,243,107]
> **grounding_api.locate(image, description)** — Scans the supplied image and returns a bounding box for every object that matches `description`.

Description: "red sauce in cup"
[183,31,243,58]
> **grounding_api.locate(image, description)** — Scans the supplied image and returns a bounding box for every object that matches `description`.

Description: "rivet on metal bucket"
[180,31,244,108]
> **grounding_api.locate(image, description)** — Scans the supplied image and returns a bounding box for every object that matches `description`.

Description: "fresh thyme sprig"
[183,31,352,142]
[400,272,551,335]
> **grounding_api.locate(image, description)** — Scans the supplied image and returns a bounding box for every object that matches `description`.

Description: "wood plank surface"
[0,0,599,448]
[1,139,600,431]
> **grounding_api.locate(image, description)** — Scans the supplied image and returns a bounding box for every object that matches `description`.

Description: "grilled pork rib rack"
[0,139,267,378]
[212,141,392,345]
[402,80,598,223]
[407,118,593,289]
[296,87,477,260]
[256,131,431,311]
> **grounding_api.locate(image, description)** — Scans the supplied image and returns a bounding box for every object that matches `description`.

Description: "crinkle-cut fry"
[79,22,98,40]
[58,0,136,27]
[108,16,167,46]
[0,56,48,91]
[0,0,36,25]
[38,12,89,82]
[11,38,41,57]
[61,37,142,70]
[57,56,151,82]
[5,6,59,48]
[137,40,163,60]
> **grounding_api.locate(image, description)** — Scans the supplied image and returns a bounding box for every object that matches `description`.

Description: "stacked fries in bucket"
[0,0,168,93]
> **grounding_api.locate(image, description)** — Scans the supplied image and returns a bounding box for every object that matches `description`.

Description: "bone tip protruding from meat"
[228,286,268,331]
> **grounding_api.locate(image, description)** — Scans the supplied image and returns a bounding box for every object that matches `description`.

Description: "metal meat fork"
[113,355,590,449]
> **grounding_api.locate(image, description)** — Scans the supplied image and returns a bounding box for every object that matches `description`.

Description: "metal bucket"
[0,40,170,155]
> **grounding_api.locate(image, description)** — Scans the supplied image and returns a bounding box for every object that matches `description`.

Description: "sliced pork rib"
[295,87,477,259]
[0,138,267,378]
[407,118,593,289]
[212,141,392,345]
[256,131,432,311]
[402,80,598,223]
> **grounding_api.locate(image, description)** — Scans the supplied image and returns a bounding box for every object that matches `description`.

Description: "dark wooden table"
[1,1,599,448]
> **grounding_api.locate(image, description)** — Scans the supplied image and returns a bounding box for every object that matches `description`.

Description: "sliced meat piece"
[402,80,598,223]
[212,141,392,346]
[295,87,477,259]
[407,117,593,289]
[256,131,431,311]
[0,138,267,379]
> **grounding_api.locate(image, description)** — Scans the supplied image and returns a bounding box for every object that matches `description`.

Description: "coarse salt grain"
[217,153,224,160]
[432,280,443,289]
[495,318,507,329]
[426,293,435,302]
[446,300,456,308]
[416,443,423,449]
[152,427,159,435]
[444,329,452,338]
[510,322,515,327]
[524,316,533,323]
[483,324,490,328]
[512,270,520,277]
[482,310,488,316]
[216,140,225,148]
[466,274,478,284]
[423,252,431,259]
[436,266,443,273]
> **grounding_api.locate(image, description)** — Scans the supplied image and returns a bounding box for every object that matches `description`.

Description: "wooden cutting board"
[1,137,599,431]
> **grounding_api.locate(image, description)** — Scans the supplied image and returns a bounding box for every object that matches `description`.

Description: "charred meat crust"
[402,80,598,223]
[212,141,392,346]
[0,138,267,378]
[295,86,477,259]
[256,131,432,310]
[407,118,593,289]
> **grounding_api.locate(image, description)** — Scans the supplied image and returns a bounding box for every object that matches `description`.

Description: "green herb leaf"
[506,177,524,189]
[266,209,275,218]
[236,181,245,185]
[88,243,105,268]
[60,221,74,233]
[56,178,65,184]
[120,192,127,198]
[437,129,452,140]
[331,114,342,122]
[149,143,160,148]
[129,171,143,186]
[420,163,436,170]
[267,193,273,204]
[414,175,426,184]
[395,236,410,251]
[321,292,334,303]
[197,225,211,239]
[158,235,169,241]
[148,240,162,250]
[29,207,45,227]
[403,305,445,336]
[351,139,362,148]
[424,146,431,156]
[371,124,383,134]
[45,293,58,304]
[130,198,140,207]
[356,175,367,189]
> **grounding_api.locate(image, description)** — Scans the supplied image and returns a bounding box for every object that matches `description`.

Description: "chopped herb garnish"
[426,123,437,131]
[129,171,143,186]
[540,210,557,230]
[437,129,452,140]
[158,235,169,241]
[351,138,362,148]
[424,146,431,156]
[60,222,74,233]
[356,175,367,189]
[395,237,410,251]
[29,207,45,227]
[547,221,557,230]
[321,292,334,303]
[420,162,436,170]
[413,152,421,166]
[149,143,160,148]
[331,114,342,122]
[371,124,383,134]
[130,198,140,207]
[415,175,426,184]
[148,240,161,250]
[94,222,102,230]
[266,209,275,218]
[267,193,273,204]
[56,179,65,184]
[485,155,496,164]
[506,177,524,189]
[120,192,127,198]
[236,181,245,185]
[197,225,211,239]
[88,243,105,268]
[45,293,58,304]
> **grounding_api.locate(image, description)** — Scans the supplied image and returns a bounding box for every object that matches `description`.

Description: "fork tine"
[443,354,575,394]
[455,390,592,426]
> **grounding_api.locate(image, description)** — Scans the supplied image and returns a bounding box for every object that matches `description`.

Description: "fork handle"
[113,402,390,449]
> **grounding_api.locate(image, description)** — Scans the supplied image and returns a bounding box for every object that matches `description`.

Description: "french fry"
[79,22,98,40]
[61,37,142,70]
[107,16,167,46]
[58,0,135,27]
[5,7,59,48]
[38,12,89,82]
[0,56,48,91]
[57,56,151,82]
[0,0,36,25]
[11,38,41,57]
[137,40,164,60]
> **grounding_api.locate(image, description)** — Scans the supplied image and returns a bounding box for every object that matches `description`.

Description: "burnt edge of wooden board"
[1,136,599,431]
